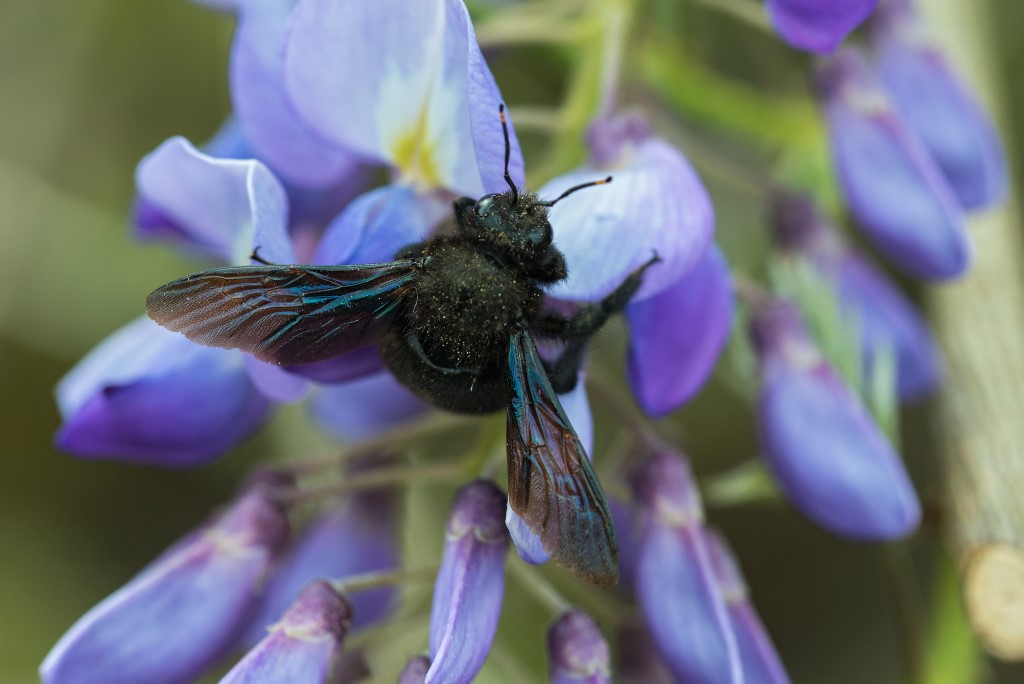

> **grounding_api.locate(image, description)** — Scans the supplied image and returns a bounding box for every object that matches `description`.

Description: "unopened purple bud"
[630,452,742,684]
[770,194,942,401]
[767,0,879,54]
[427,480,510,684]
[547,610,610,684]
[872,0,1006,209]
[705,531,791,684]
[220,581,351,684]
[41,487,291,684]
[399,654,431,684]
[817,49,969,281]
[750,300,921,539]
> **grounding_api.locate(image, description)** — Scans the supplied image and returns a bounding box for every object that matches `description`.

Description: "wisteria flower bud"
[626,243,734,416]
[427,480,510,683]
[771,194,942,401]
[767,0,878,53]
[41,485,291,684]
[750,300,921,539]
[630,451,743,684]
[705,531,791,684]
[242,483,398,645]
[547,610,611,684]
[871,0,1006,209]
[220,581,352,684]
[400,654,432,683]
[817,49,969,281]
[541,113,714,304]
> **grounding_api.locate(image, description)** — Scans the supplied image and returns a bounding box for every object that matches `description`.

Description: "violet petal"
[310,372,429,441]
[767,0,878,54]
[548,610,611,684]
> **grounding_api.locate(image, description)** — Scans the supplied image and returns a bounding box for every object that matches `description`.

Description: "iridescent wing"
[504,324,619,586]
[146,260,424,365]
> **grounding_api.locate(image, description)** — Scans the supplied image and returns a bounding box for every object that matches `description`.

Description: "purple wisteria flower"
[705,530,791,684]
[871,0,1006,209]
[221,581,352,684]
[539,113,720,416]
[817,48,969,281]
[629,450,743,684]
[41,480,291,684]
[771,193,942,401]
[427,479,510,683]
[750,299,921,539]
[547,610,611,684]
[767,0,879,53]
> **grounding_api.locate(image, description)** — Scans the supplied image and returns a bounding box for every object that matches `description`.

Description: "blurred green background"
[1,1,1023,682]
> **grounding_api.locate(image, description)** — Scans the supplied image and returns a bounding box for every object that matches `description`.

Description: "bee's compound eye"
[474,194,497,218]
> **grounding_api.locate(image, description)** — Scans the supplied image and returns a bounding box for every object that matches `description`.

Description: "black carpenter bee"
[146,106,656,586]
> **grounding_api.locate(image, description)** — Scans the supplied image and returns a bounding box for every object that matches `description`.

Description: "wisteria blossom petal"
[626,244,734,416]
[630,452,743,684]
[705,530,791,684]
[542,118,713,302]
[243,490,398,645]
[506,376,592,564]
[134,137,290,264]
[314,184,449,266]
[283,0,522,196]
[229,0,362,188]
[751,301,921,539]
[56,317,270,467]
[548,610,611,684]
[818,49,968,280]
[41,487,290,684]
[872,0,1006,209]
[244,356,311,403]
[767,0,878,53]
[222,582,352,684]
[310,372,429,441]
[428,480,510,683]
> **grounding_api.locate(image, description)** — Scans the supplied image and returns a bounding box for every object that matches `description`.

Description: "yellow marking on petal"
[391,113,443,190]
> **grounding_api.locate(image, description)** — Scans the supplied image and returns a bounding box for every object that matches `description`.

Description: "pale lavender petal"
[56,317,270,467]
[134,137,290,265]
[204,117,254,160]
[506,375,591,565]
[630,452,743,684]
[626,244,734,417]
[283,0,521,197]
[41,489,290,684]
[542,131,714,303]
[428,480,509,684]
[313,184,448,266]
[767,0,878,53]
[873,2,1006,209]
[548,610,611,684]
[310,372,429,441]
[705,531,791,684]
[221,581,352,684]
[751,301,921,539]
[230,0,363,188]
[818,49,969,280]
[243,491,398,644]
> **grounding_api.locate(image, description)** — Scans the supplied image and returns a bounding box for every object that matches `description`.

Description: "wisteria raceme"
[817,48,970,281]
[750,299,921,540]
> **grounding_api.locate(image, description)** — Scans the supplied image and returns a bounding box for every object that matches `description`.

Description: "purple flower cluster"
[43,0,1007,681]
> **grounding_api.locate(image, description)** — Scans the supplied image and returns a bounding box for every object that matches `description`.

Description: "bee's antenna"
[539,176,613,207]
[499,104,519,205]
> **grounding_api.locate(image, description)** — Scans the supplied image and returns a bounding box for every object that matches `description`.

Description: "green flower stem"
[508,561,572,615]
[330,565,440,596]
[275,461,468,505]
[687,0,772,33]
